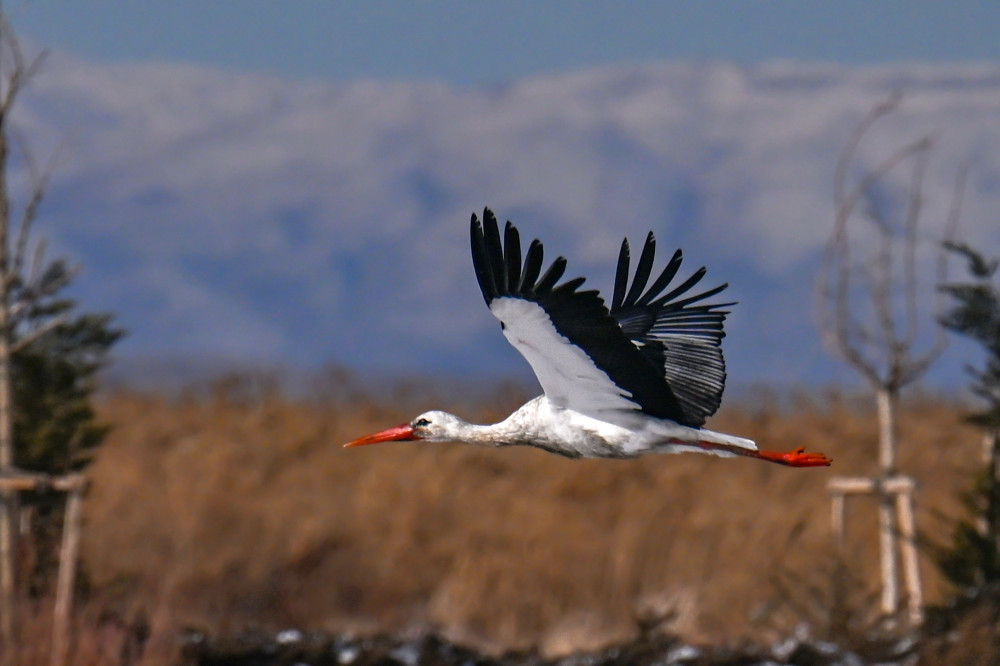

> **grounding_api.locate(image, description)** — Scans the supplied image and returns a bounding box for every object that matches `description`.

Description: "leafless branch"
[25,238,45,290]
[900,141,930,349]
[11,130,61,279]
[0,14,46,118]
[866,186,897,359]
[897,162,967,387]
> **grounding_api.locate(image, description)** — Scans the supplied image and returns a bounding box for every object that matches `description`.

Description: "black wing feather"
[652,267,708,307]
[611,239,630,312]
[535,256,567,293]
[504,222,521,293]
[623,232,656,307]
[483,210,506,292]
[638,249,683,307]
[519,240,544,292]
[470,216,498,298]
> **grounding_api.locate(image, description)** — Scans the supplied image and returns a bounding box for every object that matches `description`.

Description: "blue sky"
[10,1,1000,85]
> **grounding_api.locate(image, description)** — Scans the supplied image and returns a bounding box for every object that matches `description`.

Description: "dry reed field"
[75,376,981,659]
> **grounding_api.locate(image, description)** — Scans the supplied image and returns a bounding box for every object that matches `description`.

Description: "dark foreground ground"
[182,628,925,666]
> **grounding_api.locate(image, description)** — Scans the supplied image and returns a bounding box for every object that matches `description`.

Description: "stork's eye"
[414,417,431,427]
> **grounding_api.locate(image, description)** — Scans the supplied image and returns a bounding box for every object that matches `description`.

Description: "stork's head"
[343,410,467,448]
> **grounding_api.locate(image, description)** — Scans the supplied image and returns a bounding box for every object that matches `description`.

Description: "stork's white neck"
[416,400,565,450]
[446,419,509,447]
[455,396,639,458]
[415,410,510,447]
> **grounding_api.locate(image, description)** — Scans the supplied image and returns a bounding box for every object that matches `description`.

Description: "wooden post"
[0,196,15,663]
[978,430,1000,536]
[876,389,897,473]
[896,488,922,626]
[831,491,845,551]
[875,389,900,619]
[877,495,898,618]
[50,476,84,666]
[0,474,87,665]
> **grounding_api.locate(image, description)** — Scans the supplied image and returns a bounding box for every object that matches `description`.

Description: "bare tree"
[817,93,965,625]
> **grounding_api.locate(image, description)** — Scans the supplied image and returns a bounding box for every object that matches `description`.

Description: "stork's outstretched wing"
[609,232,733,426]
[470,208,732,427]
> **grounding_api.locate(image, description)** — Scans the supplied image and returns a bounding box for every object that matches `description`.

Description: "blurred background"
[1,1,999,663]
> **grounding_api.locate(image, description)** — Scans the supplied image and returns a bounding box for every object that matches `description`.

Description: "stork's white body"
[345,210,831,468]
[471,396,755,459]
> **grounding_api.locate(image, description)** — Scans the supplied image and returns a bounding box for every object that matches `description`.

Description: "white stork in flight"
[346,209,831,467]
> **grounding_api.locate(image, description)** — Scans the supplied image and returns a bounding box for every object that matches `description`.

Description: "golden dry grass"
[77,379,981,656]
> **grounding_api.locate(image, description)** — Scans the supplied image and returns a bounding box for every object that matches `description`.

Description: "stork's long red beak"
[343,423,420,448]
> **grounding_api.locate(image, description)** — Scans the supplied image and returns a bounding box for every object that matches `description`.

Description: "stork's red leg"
[684,440,832,467]
[753,447,832,467]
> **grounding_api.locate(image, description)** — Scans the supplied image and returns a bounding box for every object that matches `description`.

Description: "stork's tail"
[690,427,758,452]
[649,425,757,459]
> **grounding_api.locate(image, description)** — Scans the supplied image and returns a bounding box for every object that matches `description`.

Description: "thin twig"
[898,162,968,386]
[12,131,61,279]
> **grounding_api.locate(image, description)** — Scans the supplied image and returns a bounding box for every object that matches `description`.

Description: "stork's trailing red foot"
[755,447,832,467]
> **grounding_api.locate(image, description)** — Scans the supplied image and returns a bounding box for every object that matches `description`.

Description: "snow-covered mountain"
[14,50,1000,390]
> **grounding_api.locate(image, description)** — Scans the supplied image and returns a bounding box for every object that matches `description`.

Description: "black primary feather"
[519,240,544,292]
[611,239,631,312]
[623,232,656,307]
